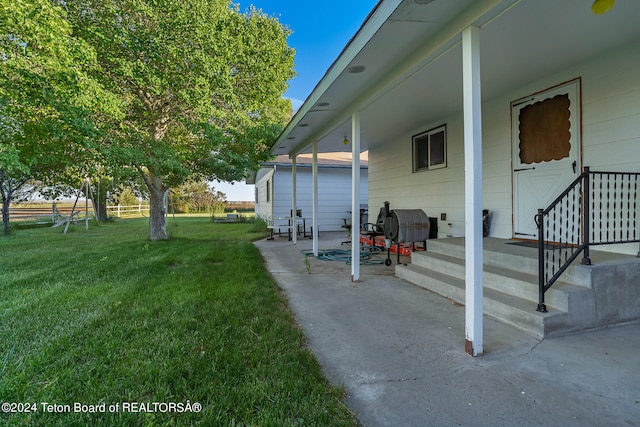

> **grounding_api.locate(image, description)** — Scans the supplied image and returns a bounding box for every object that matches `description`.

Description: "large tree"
[59,0,295,240]
[0,0,119,235]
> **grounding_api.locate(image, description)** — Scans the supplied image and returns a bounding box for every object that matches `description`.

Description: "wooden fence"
[1,205,77,223]
[2,201,251,222]
[0,203,151,222]
[106,204,150,217]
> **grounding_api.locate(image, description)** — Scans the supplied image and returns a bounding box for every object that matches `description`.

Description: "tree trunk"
[1,178,12,236]
[146,172,168,241]
[145,120,171,240]
[93,182,109,220]
[0,176,26,236]
[1,198,10,236]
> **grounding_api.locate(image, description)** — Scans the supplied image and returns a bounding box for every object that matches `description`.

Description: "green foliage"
[0,217,357,426]
[0,0,122,234]
[1,0,295,240]
[0,0,120,154]
[172,181,226,214]
[247,216,269,233]
[55,0,296,239]
[114,187,140,207]
[0,145,28,178]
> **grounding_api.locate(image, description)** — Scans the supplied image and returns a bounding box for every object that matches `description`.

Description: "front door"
[512,79,581,239]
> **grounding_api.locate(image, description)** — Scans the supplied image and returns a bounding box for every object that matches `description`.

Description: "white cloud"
[286,97,304,112]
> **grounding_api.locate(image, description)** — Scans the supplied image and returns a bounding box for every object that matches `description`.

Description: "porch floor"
[255,232,640,426]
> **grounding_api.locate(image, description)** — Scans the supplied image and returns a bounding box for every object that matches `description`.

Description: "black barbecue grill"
[371,201,435,266]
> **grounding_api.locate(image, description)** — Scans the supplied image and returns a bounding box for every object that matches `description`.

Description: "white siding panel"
[585,115,640,150]
[254,169,274,222]
[369,103,514,239]
[370,114,476,238]
[581,41,640,174]
[272,167,368,232]
[368,38,639,252]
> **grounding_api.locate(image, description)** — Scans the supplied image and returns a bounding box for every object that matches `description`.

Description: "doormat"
[506,241,547,249]
[506,241,574,250]
[505,242,546,249]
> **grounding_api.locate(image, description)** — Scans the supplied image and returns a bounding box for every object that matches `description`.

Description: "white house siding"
[581,40,640,172]
[254,168,274,222]
[368,39,640,253]
[272,166,369,232]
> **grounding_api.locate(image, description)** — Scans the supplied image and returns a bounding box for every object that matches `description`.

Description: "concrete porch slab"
[255,232,640,427]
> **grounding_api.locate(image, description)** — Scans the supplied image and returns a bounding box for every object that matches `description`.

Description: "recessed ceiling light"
[347,65,366,74]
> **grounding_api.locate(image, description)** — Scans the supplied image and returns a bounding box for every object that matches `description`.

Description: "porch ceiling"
[271,0,640,156]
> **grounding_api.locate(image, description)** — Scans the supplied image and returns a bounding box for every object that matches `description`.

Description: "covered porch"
[269,0,640,355]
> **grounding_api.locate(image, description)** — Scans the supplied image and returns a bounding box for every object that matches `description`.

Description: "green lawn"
[0,217,357,426]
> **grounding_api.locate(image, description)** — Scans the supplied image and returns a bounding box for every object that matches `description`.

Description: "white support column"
[312,141,319,256]
[463,25,483,357]
[351,112,361,281]
[291,155,297,245]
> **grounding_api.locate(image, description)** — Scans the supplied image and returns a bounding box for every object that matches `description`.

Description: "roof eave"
[270,0,398,157]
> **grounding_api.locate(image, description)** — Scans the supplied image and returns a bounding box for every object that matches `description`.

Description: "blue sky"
[218,1,378,200]
[238,1,378,109]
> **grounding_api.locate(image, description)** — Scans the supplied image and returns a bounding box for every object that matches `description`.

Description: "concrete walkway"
[255,232,640,427]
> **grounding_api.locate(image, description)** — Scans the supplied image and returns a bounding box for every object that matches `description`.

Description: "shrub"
[247,216,269,233]
[172,181,226,213]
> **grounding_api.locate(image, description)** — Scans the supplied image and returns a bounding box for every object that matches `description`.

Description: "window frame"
[412,124,447,172]
[266,180,271,202]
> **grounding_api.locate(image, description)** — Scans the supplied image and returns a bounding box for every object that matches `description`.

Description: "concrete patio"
[255,232,640,427]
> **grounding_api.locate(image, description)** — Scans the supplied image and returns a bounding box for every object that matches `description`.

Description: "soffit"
[272,0,640,156]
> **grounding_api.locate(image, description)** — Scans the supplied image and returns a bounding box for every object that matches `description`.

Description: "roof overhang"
[271,0,640,156]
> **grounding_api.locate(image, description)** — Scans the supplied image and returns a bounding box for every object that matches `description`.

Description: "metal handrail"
[536,167,640,312]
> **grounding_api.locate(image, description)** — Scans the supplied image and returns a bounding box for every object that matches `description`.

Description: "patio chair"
[340,218,352,245]
[360,221,385,250]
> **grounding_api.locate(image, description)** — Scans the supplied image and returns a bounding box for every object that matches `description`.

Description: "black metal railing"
[535,167,640,312]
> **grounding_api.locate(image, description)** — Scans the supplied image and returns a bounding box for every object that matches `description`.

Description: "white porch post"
[312,141,319,256]
[291,155,297,245]
[351,112,361,281]
[463,25,483,356]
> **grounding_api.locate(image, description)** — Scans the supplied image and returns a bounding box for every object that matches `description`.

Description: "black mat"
[506,241,572,250]
[506,241,538,249]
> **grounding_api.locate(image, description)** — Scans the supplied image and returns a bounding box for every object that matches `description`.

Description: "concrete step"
[399,237,640,337]
[425,238,541,278]
[409,250,591,312]
[398,237,603,337]
[396,264,568,338]
[423,237,593,287]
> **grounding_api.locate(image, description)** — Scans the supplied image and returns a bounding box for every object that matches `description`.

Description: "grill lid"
[385,209,430,242]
